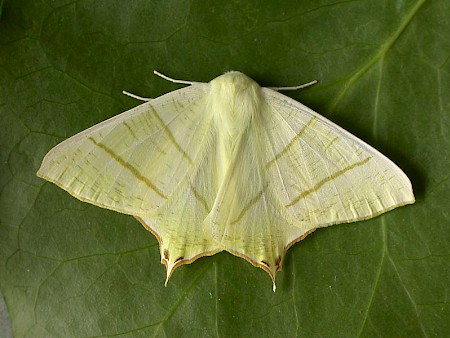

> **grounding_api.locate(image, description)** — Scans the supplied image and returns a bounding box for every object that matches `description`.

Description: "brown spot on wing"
[275,256,282,272]
[261,260,269,267]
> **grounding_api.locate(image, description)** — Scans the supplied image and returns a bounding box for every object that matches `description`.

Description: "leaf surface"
[0,0,449,336]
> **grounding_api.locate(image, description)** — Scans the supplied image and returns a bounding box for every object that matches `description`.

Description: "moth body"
[209,71,261,184]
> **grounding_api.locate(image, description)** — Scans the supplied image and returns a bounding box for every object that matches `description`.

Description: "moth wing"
[261,88,415,228]
[38,84,211,215]
[211,88,414,282]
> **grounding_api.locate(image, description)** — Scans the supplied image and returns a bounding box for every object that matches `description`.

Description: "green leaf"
[1,0,449,336]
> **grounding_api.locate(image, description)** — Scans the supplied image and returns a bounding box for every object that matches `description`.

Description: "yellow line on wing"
[231,190,263,225]
[190,184,210,213]
[266,117,317,168]
[88,137,167,199]
[324,137,339,151]
[286,157,372,208]
[123,122,138,140]
[149,104,193,165]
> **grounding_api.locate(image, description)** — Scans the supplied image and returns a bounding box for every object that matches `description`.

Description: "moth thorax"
[210,71,261,139]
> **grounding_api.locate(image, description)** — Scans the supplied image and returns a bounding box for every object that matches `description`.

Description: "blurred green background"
[1,0,449,337]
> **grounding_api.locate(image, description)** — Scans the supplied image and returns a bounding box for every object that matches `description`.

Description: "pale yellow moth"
[38,71,415,291]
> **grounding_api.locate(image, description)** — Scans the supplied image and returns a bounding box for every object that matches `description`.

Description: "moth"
[38,71,415,291]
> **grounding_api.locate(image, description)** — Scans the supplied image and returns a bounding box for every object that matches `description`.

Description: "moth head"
[211,71,260,94]
[209,71,262,135]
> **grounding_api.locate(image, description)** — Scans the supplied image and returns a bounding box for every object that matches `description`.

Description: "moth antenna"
[122,91,152,102]
[269,80,318,91]
[153,70,200,86]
